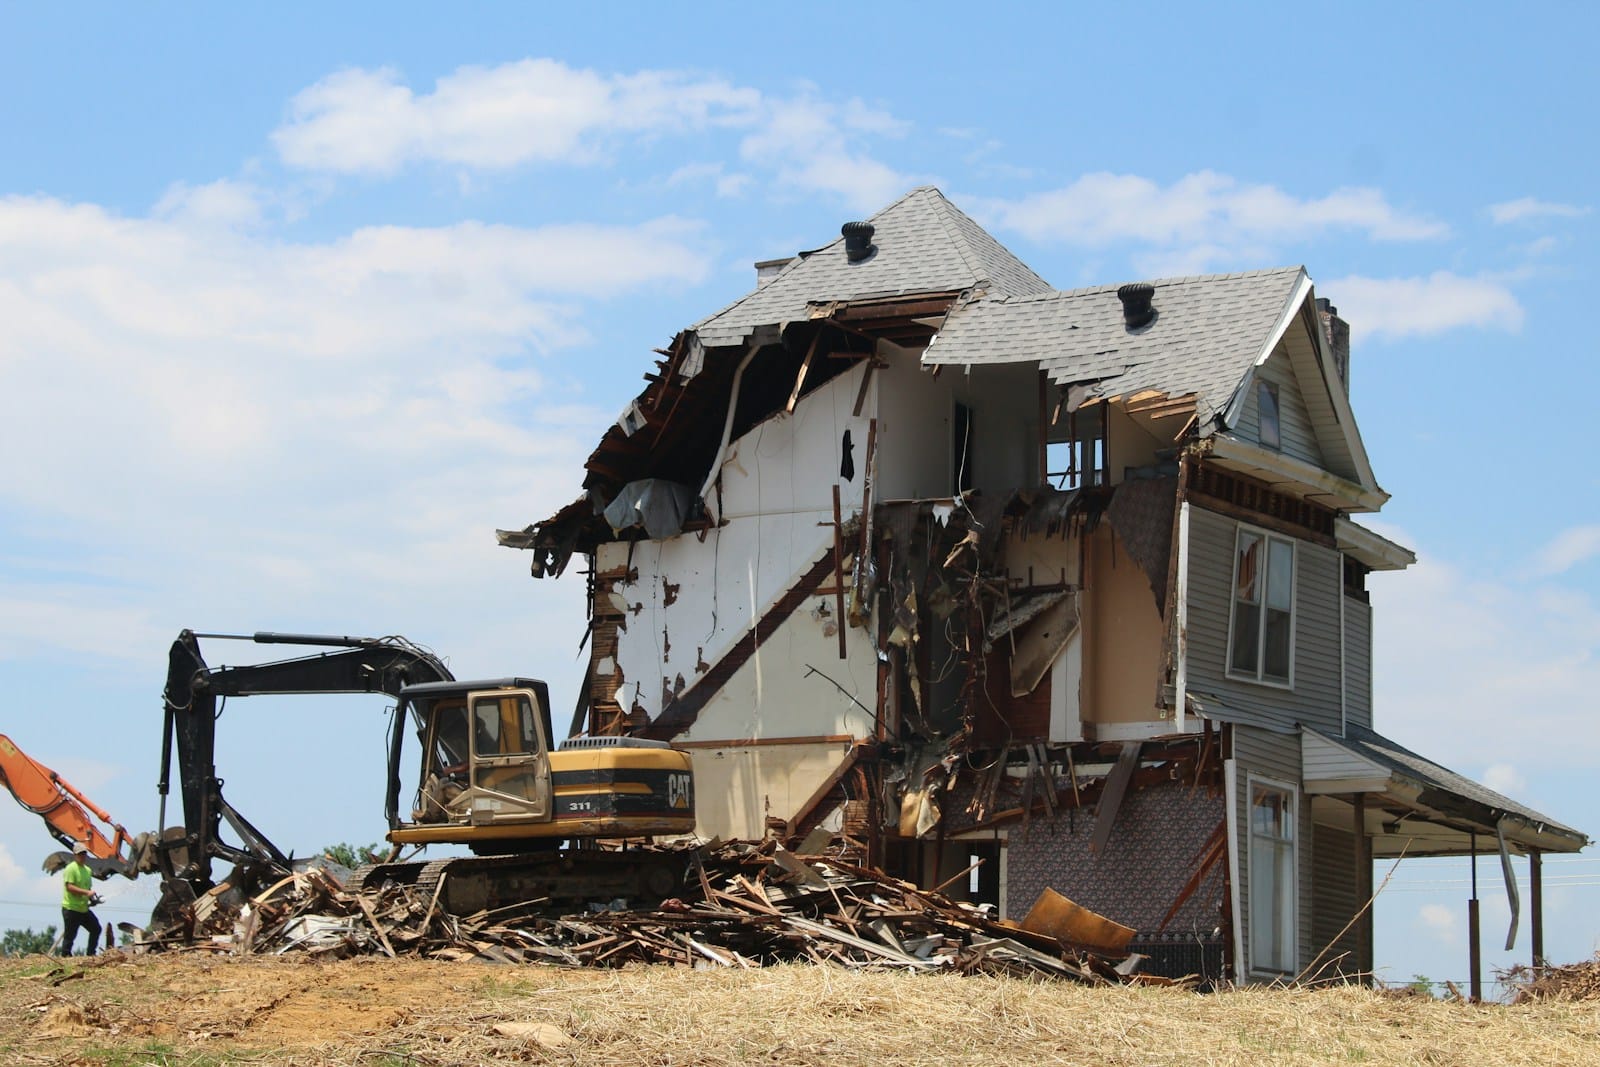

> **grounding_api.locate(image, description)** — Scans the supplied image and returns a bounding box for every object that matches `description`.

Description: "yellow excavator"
[159,630,695,916]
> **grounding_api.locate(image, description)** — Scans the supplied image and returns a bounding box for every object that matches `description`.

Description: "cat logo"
[667,772,693,810]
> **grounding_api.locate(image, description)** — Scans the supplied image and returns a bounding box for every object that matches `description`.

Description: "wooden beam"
[1090,742,1142,854]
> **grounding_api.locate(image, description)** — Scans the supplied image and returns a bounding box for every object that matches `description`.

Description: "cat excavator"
[158,630,695,917]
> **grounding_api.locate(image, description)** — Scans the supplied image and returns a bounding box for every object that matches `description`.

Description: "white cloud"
[1482,764,1526,795]
[272,61,915,213]
[1418,903,1459,944]
[0,193,704,677]
[1322,271,1524,339]
[273,61,762,174]
[975,171,1448,261]
[1532,525,1600,576]
[1488,197,1591,225]
[1372,552,1600,774]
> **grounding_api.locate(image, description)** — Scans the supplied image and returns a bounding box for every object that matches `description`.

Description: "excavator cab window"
[469,691,547,806]
[429,701,471,776]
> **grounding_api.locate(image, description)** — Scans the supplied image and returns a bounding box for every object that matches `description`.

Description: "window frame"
[1226,524,1297,689]
[1246,775,1299,977]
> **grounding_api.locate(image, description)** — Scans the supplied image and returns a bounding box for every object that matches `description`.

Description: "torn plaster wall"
[717,360,875,522]
[596,362,876,727]
[1103,401,1174,483]
[1084,522,1169,736]
[998,522,1082,590]
[682,740,856,842]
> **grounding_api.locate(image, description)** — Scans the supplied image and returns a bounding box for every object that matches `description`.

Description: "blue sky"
[1,5,1595,991]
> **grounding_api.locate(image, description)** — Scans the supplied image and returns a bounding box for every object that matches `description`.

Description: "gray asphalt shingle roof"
[923,266,1306,428]
[1317,725,1588,848]
[693,186,1052,347]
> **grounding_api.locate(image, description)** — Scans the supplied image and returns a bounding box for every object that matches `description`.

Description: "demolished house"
[501,187,1587,985]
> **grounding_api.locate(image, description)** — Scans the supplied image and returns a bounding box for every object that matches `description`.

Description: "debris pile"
[1504,956,1600,1002]
[139,842,1143,984]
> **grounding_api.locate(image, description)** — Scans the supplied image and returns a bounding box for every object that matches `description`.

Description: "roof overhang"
[1202,433,1390,513]
[1302,727,1588,858]
[1334,517,1416,571]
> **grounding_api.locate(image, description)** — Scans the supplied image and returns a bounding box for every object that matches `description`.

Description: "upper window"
[1257,380,1281,451]
[1228,528,1295,685]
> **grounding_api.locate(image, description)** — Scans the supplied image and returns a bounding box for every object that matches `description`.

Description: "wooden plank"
[832,484,848,659]
[785,331,823,414]
[1091,742,1142,854]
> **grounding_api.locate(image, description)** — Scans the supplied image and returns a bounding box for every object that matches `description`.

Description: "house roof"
[1303,724,1588,857]
[923,266,1307,430]
[693,186,1052,348]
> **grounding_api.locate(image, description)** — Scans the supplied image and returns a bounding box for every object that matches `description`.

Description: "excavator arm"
[159,630,453,895]
[0,733,149,880]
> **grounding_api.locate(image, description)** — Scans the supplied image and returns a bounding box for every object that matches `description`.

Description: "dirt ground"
[3,950,1598,1066]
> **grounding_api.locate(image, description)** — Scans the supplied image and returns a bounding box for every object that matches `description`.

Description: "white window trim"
[1225,523,1298,690]
[1246,773,1300,978]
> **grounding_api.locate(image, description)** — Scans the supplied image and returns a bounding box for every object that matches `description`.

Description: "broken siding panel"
[1233,346,1325,470]
[1343,597,1372,731]
[1184,505,1343,733]
[1232,725,1311,979]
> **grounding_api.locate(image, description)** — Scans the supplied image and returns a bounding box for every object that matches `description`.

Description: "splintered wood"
[144,842,1136,984]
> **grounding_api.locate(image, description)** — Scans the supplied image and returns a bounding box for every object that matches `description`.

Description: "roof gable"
[694,186,1051,347]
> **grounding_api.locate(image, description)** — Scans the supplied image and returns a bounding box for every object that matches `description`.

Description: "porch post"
[1468,833,1482,1003]
[1530,849,1544,968]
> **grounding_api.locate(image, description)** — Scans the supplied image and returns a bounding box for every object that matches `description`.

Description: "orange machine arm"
[0,733,140,878]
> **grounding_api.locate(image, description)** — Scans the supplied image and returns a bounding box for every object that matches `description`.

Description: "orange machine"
[0,734,149,879]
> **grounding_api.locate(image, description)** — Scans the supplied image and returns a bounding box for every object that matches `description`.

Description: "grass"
[1,954,1597,1065]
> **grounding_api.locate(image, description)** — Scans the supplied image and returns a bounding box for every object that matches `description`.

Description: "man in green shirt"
[59,845,103,956]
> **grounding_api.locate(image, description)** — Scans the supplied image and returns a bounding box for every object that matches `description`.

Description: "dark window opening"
[1257,380,1281,451]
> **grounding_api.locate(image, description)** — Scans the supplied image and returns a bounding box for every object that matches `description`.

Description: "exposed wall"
[1083,523,1167,731]
[1233,343,1326,469]
[875,342,956,500]
[947,362,1041,491]
[599,363,876,724]
[1185,505,1344,734]
[683,739,855,842]
[1003,781,1226,938]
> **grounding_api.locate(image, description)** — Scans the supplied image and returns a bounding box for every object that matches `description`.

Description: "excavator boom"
[0,733,147,879]
[160,630,454,894]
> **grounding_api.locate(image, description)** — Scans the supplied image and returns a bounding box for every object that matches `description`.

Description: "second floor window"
[1228,527,1295,684]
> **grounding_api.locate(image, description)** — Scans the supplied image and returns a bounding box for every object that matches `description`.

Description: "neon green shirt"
[61,860,93,912]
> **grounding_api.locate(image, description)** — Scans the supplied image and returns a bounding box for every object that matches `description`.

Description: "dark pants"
[60,907,102,956]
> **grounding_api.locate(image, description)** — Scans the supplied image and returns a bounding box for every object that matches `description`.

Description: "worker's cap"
[73,843,89,855]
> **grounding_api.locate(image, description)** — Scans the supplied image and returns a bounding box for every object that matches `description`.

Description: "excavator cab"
[385,676,695,857]
[401,680,553,836]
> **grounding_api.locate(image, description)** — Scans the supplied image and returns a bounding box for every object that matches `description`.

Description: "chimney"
[1316,297,1351,395]
[754,257,793,288]
[841,221,877,263]
[1116,282,1156,329]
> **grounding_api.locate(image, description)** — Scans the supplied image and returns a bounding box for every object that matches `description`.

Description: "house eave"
[1334,517,1416,571]
[1201,434,1389,514]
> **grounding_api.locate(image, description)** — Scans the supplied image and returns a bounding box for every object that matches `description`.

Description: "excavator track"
[354,850,690,917]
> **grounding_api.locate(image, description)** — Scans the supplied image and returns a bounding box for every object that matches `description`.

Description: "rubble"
[135,841,1152,985]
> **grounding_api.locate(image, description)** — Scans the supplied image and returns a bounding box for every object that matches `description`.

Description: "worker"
[59,844,103,956]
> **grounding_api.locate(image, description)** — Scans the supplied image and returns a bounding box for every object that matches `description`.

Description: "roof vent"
[842,221,876,263]
[1117,283,1156,329]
